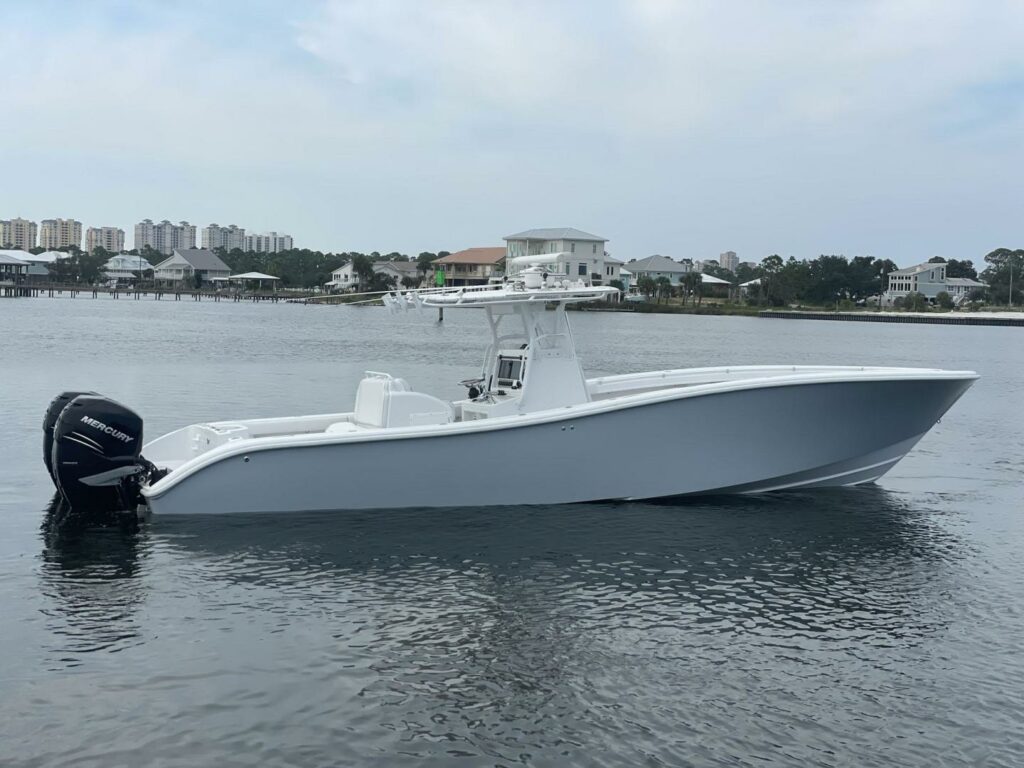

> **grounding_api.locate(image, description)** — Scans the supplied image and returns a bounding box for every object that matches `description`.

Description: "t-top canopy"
[420,280,617,308]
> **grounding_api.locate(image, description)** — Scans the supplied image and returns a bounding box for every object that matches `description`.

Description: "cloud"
[295,0,1024,140]
[0,0,1021,260]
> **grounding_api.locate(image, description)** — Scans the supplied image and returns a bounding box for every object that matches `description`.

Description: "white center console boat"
[43,268,978,515]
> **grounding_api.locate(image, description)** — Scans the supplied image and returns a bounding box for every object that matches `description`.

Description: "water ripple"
[6,490,1004,766]
[2,305,1023,766]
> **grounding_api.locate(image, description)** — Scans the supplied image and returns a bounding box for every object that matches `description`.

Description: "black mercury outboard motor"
[47,393,156,515]
[43,391,95,481]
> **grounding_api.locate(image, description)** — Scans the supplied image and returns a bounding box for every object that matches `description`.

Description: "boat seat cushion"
[353,375,399,427]
[352,374,451,429]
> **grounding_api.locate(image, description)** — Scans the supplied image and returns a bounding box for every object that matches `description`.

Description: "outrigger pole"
[308,284,478,304]
[314,283,504,321]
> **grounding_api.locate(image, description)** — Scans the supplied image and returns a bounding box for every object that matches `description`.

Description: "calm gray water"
[1,298,1022,767]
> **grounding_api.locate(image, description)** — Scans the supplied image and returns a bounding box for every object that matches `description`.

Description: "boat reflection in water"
[40,487,963,654]
[38,497,149,663]
[34,490,967,763]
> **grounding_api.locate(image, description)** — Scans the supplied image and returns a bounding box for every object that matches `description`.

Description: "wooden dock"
[289,294,370,305]
[1,284,302,303]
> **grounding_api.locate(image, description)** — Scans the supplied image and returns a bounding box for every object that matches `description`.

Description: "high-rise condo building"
[243,231,294,253]
[39,218,83,250]
[202,224,247,251]
[0,218,38,250]
[134,219,197,254]
[86,226,126,254]
[719,251,739,272]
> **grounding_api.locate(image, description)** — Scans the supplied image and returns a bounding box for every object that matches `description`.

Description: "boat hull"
[143,373,974,515]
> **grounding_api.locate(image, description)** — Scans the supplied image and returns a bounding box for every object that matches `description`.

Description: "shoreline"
[579,301,1024,326]
[6,288,1023,326]
[759,309,1024,327]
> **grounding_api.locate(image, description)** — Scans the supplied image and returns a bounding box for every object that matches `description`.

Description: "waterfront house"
[943,277,989,303]
[624,255,692,285]
[326,260,422,292]
[0,252,29,283]
[433,247,505,286]
[603,255,626,286]
[327,262,357,292]
[373,260,421,287]
[504,228,609,284]
[20,251,71,267]
[885,261,987,305]
[701,271,735,299]
[3,249,66,284]
[153,248,230,287]
[104,254,153,284]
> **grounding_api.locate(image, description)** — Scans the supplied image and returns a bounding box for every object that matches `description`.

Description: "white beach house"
[886,261,986,305]
[624,255,692,285]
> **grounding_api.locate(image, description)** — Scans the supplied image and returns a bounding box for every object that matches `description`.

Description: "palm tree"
[637,275,656,301]
[682,272,702,306]
[655,276,672,304]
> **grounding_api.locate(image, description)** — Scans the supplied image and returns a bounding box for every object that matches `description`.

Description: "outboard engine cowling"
[43,390,96,482]
[51,394,149,513]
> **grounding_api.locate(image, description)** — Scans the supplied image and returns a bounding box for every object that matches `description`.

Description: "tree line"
[22,243,1024,306]
[29,244,452,290]
[210,248,450,289]
[635,250,1021,307]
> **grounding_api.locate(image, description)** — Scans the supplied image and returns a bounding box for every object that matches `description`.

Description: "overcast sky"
[1,0,1021,265]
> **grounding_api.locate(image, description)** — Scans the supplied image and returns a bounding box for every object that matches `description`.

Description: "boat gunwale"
[143,365,977,500]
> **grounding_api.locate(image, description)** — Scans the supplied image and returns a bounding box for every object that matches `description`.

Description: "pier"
[1,284,300,303]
